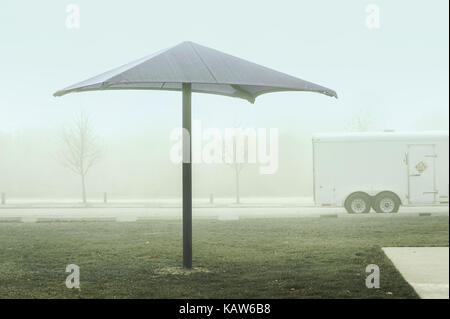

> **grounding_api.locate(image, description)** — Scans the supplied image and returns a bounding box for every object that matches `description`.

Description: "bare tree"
[223,128,249,204]
[60,112,101,205]
[346,109,372,132]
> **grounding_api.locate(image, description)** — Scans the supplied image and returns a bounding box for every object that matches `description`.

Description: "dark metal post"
[182,83,192,269]
[103,192,107,204]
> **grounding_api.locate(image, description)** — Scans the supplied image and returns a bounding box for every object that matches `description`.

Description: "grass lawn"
[0,214,448,298]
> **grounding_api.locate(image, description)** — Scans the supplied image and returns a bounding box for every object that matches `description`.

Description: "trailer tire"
[344,192,372,214]
[373,192,400,214]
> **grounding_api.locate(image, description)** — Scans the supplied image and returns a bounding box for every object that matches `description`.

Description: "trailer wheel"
[373,192,400,214]
[344,193,372,214]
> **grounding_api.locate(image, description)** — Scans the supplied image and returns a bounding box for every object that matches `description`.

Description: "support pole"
[182,83,192,269]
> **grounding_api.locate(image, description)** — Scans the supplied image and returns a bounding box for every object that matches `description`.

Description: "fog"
[0,0,448,201]
[0,125,321,199]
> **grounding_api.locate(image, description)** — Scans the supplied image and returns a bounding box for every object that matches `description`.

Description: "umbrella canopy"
[54,41,337,269]
[54,41,337,102]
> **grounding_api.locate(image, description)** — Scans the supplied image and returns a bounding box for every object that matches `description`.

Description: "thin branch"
[58,111,102,177]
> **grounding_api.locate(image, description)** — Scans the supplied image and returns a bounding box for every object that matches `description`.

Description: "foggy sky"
[0,0,448,199]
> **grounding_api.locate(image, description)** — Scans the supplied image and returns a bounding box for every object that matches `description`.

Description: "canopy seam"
[189,42,219,83]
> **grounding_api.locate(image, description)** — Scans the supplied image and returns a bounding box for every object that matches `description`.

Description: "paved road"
[0,205,447,222]
[383,247,449,299]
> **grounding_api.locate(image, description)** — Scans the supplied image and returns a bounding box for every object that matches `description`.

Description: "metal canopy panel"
[54,41,337,103]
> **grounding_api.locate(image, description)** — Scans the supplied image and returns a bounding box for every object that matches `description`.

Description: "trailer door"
[408,144,437,204]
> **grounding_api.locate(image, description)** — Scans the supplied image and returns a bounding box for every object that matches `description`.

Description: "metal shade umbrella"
[54,41,337,269]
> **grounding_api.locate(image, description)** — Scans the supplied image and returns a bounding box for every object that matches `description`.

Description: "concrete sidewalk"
[0,206,448,222]
[383,247,449,299]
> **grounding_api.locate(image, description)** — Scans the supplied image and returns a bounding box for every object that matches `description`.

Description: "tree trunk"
[81,174,87,205]
[235,167,240,204]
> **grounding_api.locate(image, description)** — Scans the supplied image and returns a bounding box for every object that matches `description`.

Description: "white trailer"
[312,131,449,214]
